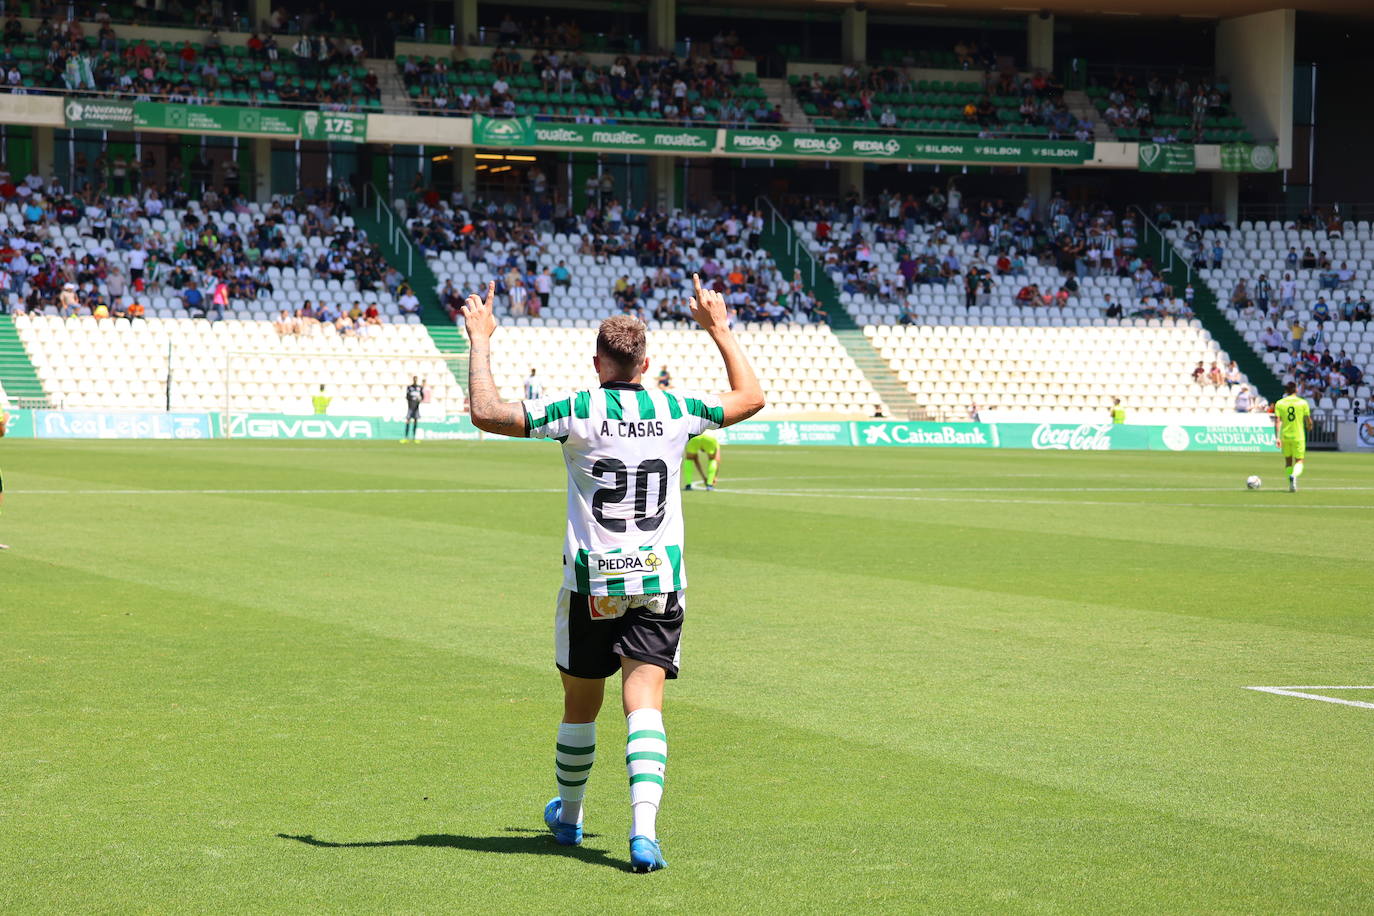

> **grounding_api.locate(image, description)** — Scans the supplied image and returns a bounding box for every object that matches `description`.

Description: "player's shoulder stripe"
[529,396,572,429]
[661,390,683,419]
[604,388,624,420]
[636,388,656,419]
[683,395,725,426]
[573,390,591,419]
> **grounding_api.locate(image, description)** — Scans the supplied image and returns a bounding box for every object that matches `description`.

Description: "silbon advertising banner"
[133,102,300,136]
[1137,143,1196,174]
[300,110,367,143]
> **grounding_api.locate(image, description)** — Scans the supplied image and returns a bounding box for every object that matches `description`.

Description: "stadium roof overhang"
[695,0,1372,18]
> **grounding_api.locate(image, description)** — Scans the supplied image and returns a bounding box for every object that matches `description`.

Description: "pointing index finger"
[692,273,703,299]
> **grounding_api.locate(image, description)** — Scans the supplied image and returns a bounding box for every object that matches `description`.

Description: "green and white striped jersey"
[524,382,724,596]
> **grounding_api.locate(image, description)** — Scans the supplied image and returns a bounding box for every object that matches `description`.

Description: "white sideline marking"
[1244,686,1374,710]
[20,487,566,496]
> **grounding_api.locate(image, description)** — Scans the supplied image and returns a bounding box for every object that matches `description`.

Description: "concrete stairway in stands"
[0,315,46,407]
[760,77,811,131]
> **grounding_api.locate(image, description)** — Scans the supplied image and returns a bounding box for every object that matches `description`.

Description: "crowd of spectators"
[402,49,769,126]
[470,13,748,62]
[1092,71,1233,143]
[0,11,375,111]
[0,164,390,327]
[407,190,828,327]
[787,186,1191,321]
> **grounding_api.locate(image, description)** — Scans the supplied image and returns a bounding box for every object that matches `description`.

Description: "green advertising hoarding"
[63,98,136,130]
[473,114,535,146]
[1220,143,1278,172]
[300,110,367,143]
[133,102,300,136]
[530,122,716,154]
[723,130,1091,165]
[1137,143,1196,173]
[223,413,489,440]
[727,420,854,446]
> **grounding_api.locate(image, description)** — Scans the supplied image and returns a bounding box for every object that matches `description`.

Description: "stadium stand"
[408,204,877,412]
[1163,217,1373,416]
[396,52,771,124]
[1085,75,1252,144]
[790,195,1255,420]
[0,15,379,112]
[13,314,459,415]
[489,323,879,415]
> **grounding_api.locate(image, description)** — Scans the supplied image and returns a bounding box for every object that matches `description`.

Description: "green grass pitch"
[2,440,1372,912]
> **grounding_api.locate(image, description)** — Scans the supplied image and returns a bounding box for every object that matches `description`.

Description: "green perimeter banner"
[1220,143,1278,172]
[300,110,367,143]
[1,412,1279,451]
[473,114,535,146]
[530,121,716,153]
[223,413,490,441]
[63,98,136,130]
[1138,143,1196,174]
[133,102,300,136]
[723,130,1091,165]
[726,420,854,446]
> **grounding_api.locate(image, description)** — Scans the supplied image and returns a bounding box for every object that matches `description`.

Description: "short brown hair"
[596,316,647,378]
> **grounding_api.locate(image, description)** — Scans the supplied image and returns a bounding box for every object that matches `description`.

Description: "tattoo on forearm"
[467,340,526,435]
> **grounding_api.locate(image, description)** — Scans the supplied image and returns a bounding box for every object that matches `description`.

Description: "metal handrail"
[1133,204,1190,286]
[756,196,816,288]
[364,181,414,276]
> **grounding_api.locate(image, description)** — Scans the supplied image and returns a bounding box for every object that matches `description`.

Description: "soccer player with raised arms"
[459,275,765,872]
[1272,381,1313,492]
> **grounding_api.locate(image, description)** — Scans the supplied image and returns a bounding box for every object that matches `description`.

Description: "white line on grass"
[18,487,568,496]
[1244,686,1374,710]
[714,488,1374,510]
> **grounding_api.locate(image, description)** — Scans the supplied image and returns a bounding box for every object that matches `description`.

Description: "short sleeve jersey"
[524,382,724,596]
[1274,395,1310,439]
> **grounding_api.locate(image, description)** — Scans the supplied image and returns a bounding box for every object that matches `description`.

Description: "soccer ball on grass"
[1245,475,1262,490]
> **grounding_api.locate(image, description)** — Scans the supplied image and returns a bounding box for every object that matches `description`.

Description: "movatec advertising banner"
[1137,143,1196,174]
[133,102,300,136]
[531,122,717,154]
[299,110,367,143]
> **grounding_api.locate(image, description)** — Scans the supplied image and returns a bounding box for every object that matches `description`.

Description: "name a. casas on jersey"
[600,420,665,437]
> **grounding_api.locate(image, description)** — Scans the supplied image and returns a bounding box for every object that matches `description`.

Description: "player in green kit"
[683,432,720,491]
[1272,382,1313,492]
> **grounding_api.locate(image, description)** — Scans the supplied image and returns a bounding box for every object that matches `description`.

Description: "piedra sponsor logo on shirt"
[595,552,663,576]
[1030,423,1113,450]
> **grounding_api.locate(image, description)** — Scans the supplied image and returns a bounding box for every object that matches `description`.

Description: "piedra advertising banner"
[723,131,1091,165]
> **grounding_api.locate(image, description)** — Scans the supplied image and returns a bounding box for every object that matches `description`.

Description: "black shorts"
[406,404,421,420]
[554,589,684,679]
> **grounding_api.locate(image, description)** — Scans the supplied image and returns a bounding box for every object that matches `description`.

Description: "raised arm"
[460,281,528,438]
[689,273,765,426]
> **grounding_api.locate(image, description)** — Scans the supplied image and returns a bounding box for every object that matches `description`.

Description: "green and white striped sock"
[555,721,595,825]
[625,708,667,840]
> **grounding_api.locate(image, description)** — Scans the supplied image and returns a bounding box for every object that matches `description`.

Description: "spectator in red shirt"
[178,41,197,71]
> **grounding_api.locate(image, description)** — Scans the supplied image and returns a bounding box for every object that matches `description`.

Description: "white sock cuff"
[558,721,596,745]
[625,708,664,734]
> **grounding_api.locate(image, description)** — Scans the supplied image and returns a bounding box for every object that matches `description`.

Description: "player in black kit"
[402,376,424,442]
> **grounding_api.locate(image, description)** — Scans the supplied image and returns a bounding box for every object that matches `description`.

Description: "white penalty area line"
[1244,686,1374,710]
